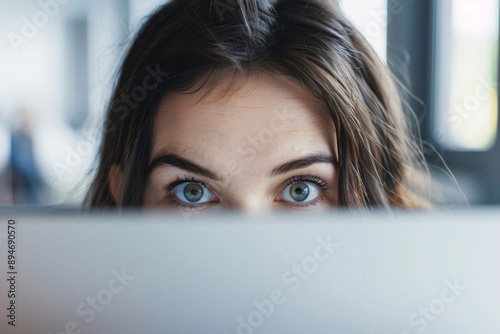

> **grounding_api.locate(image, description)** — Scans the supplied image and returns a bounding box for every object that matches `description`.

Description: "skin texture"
[110,72,340,213]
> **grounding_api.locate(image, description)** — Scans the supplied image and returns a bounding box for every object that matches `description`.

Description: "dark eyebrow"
[268,154,339,177]
[148,154,222,181]
[149,153,338,181]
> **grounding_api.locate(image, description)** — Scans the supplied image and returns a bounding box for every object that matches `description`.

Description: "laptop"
[0,208,499,333]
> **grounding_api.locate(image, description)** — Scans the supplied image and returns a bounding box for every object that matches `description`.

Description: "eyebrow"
[148,153,339,180]
[268,153,339,177]
[148,154,222,181]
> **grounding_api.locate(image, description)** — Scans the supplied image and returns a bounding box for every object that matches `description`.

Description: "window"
[339,0,388,61]
[433,0,499,151]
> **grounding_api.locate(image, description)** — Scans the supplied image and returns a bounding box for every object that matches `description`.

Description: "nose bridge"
[234,198,270,215]
[221,178,272,214]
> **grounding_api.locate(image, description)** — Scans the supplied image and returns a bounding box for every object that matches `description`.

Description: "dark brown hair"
[86,0,429,209]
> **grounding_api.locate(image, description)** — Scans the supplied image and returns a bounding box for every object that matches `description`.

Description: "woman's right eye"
[172,182,216,204]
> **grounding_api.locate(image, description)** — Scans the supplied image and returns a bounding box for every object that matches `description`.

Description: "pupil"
[290,183,309,202]
[184,184,203,202]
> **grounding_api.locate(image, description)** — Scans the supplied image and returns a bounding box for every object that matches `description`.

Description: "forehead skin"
[144,72,338,209]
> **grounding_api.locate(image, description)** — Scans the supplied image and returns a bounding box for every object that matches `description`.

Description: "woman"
[86,0,429,211]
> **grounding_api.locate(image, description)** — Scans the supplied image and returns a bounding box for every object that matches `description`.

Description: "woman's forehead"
[158,72,327,113]
[150,75,337,175]
[151,73,337,159]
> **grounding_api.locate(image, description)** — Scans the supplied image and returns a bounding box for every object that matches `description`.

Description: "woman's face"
[136,73,339,212]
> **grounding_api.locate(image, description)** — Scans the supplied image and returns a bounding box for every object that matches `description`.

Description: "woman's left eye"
[281,182,320,203]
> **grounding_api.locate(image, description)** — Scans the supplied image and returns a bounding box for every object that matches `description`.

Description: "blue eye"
[173,182,215,204]
[281,182,320,203]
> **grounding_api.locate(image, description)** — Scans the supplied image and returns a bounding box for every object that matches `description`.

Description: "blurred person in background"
[9,107,44,205]
[0,117,12,205]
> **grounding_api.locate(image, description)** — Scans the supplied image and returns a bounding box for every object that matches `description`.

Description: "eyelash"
[163,174,330,211]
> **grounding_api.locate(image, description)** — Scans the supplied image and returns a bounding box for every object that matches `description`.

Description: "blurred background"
[0,0,498,207]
